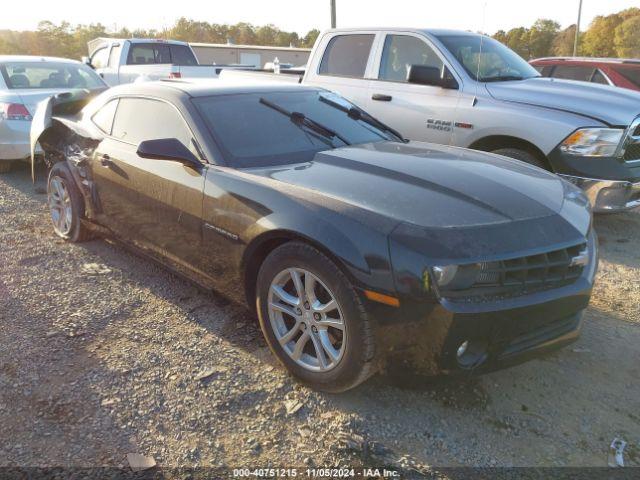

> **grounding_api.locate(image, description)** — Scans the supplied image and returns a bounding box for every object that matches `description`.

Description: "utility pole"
[573,0,583,57]
[330,0,337,29]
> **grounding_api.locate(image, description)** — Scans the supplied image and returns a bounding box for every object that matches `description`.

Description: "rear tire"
[47,163,93,242]
[256,242,377,392]
[491,148,549,170]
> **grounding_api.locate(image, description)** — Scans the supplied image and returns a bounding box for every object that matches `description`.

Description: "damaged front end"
[30,89,103,217]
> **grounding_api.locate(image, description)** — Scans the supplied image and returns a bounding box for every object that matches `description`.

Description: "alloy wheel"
[49,176,73,236]
[267,268,346,372]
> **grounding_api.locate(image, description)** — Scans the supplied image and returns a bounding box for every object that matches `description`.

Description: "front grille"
[444,243,587,301]
[622,117,640,161]
[624,143,640,161]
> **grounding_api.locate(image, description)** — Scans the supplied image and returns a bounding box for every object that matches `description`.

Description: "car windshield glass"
[435,34,540,82]
[0,61,105,90]
[194,90,393,168]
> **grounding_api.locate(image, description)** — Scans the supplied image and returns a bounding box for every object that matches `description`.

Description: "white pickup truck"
[221,28,640,212]
[84,38,223,86]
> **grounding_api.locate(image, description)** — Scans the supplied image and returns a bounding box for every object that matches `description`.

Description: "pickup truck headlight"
[431,264,478,290]
[560,128,624,157]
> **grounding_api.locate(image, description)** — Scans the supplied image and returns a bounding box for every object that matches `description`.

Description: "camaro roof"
[109,79,323,98]
[0,55,85,64]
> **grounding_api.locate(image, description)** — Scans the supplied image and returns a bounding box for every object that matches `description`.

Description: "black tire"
[256,242,376,392]
[47,163,93,242]
[491,148,549,170]
[0,161,14,173]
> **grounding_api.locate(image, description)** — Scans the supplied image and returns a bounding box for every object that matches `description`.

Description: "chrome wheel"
[49,175,73,236]
[268,268,346,372]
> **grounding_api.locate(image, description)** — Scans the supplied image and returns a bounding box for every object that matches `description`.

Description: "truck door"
[305,32,378,110]
[99,43,122,86]
[365,33,462,146]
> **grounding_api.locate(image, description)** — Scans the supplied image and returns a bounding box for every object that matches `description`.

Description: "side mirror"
[407,65,458,89]
[81,56,94,69]
[137,138,202,170]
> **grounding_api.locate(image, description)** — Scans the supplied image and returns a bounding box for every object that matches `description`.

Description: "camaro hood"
[486,77,640,126]
[252,141,573,229]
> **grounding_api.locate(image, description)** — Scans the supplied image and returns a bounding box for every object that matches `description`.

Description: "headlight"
[560,128,623,157]
[431,264,478,290]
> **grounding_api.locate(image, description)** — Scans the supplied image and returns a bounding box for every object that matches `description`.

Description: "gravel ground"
[1,165,639,473]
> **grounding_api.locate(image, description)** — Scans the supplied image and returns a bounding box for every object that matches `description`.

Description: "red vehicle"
[530,57,640,92]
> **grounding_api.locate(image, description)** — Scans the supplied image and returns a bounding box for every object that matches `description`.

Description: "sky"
[1,0,637,35]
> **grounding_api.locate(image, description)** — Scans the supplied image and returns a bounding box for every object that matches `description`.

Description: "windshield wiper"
[481,75,525,82]
[318,95,407,143]
[259,97,351,146]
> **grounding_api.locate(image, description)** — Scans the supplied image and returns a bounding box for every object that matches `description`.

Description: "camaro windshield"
[0,61,105,90]
[194,90,394,168]
[435,34,541,82]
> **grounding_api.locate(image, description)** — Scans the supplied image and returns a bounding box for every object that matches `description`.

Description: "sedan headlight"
[560,128,624,157]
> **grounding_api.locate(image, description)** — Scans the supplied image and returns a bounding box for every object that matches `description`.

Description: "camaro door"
[90,96,206,268]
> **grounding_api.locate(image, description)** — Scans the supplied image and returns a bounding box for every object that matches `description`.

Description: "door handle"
[100,154,112,167]
[372,93,392,102]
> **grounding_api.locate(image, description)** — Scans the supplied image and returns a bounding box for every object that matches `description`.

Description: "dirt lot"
[1,165,639,474]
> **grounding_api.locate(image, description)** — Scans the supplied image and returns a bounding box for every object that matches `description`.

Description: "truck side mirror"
[81,56,94,69]
[407,65,458,89]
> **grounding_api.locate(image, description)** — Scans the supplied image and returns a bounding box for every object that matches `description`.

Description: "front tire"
[47,163,92,242]
[491,148,548,170]
[256,242,376,392]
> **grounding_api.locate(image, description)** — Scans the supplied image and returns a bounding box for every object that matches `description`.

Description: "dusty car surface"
[0,55,107,173]
[31,80,598,392]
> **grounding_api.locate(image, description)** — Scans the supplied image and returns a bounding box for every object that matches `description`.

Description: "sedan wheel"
[268,268,346,372]
[49,175,73,237]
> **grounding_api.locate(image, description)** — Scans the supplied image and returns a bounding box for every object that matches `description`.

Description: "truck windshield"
[436,35,540,82]
[194,90,393,168]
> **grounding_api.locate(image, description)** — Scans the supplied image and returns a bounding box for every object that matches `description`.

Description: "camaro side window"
[318,34,374,78]
[111,98,193,148]
[379,35,443,82]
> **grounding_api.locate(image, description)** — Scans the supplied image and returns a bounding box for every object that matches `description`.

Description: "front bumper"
[559,174,640,212]
[375,230,598,377]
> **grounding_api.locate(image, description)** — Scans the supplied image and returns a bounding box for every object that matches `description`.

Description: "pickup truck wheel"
[256,242,376,392]
[47,163,93,242]
[491,148,548,170]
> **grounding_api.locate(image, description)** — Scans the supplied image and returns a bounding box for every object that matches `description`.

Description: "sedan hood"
[486,77,640,126]
[252,141,569,229]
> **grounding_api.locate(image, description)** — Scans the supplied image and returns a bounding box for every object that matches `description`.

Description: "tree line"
[0,18,321,60]
[493,8,640,59]
[0,8,638,62]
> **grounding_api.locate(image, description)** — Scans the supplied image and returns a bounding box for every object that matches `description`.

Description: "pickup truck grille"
[622,117,640,161]
[443,243,588,301]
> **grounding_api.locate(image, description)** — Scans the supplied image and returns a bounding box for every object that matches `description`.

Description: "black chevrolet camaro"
[31,81,598,392]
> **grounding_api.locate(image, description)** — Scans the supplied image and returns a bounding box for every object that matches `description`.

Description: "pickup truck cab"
[237,28,640,212]
[85,38,220,86]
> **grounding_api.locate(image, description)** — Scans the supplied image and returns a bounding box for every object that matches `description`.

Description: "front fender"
[242,208,396,294]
